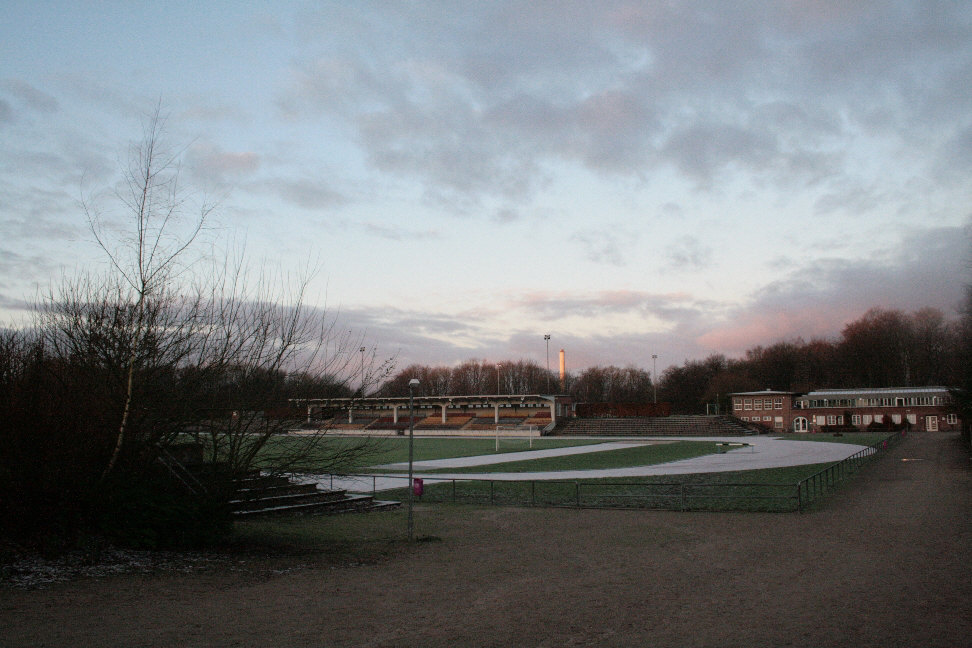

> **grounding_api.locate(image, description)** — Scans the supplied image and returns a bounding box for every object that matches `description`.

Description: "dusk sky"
[2,2,970,377]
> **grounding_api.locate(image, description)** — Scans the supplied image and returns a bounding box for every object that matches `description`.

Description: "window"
[874,414,884,423]
[744,399,752,410]
[946,414,958,424]
[774,398,783,409]
[852,414,861,425]
[892,414,902,424]
[907,414,917,425]
[816,415,826,425]
[754,399,762,410]
[734,400,742,411]
[827,415,837,426]
[763,416,771,422]
[863,414,872,425]
[741,417,749,422]
[774,417,783,429]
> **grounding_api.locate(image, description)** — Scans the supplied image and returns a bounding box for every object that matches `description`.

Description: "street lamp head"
[544,334,550,340]
[409,378,420,388]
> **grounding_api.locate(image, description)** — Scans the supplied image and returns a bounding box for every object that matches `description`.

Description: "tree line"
[379,306,967,415]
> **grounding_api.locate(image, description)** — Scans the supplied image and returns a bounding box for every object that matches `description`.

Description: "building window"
[946,414,958,424]
[874,414,883,423]
[763,416,771,422]
[827,415,837,426]
[892,414,902,424]
[741,417,748,422]
[774,398,783,409]
[774,417,783,429]
[744,399,752,410]
[907,414,917,425]
[852,414,861,425]
[734,400,742,411]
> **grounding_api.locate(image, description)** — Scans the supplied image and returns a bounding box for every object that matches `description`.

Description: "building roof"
[799,387,952,399]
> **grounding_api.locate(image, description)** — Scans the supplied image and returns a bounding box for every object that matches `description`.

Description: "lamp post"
[652,354,658,404]
[407,378,419,541]
[544,334,551,393]
[496,363,502,395]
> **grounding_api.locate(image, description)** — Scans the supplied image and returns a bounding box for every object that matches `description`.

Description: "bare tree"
[41,109,390,487]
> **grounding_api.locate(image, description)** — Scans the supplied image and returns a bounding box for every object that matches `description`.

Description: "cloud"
[272,2,972,208]
[569,229,630,266]
[188,143,260,184]
[664,236,712,271]
[697,222,970,355]
[2,79,59,113]
[362,222,440,241]
[269,177,347,210]
[340,222,970,374]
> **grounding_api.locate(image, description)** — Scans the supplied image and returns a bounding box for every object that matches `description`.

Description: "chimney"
[559,349,566,391]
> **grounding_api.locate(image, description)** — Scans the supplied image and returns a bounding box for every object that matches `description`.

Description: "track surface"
[328,435,868,493]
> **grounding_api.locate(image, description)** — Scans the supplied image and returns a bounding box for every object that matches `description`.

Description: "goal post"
[495,425,539,451]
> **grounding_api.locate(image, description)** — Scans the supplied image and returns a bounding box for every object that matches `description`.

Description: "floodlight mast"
[652,354,658,404]
[407,378,420,541]
[544,334,551,393]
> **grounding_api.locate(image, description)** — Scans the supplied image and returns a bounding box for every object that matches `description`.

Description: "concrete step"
[233,493,400,517]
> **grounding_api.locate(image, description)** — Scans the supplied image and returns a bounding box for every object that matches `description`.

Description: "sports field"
[2,431,968,647]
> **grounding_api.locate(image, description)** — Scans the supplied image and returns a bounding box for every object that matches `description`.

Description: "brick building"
[730,387,960,433]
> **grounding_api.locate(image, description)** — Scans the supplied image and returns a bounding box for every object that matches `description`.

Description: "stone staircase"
[230,472,399,518]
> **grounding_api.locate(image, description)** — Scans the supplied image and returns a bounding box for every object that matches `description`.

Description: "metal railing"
[795,430,903,511]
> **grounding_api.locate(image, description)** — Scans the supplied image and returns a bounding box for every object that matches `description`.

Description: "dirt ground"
[2,432,969,648]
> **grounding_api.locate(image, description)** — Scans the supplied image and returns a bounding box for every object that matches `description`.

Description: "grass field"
[256,435,605,470]
[420,440,721,473]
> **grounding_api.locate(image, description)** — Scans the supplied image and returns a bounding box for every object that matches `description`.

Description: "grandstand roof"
[291,394,567,409]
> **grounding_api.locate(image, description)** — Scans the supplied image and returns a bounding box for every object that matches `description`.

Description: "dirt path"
[2,432,969,647]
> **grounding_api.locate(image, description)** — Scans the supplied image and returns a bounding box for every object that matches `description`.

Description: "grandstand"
[552,415,758,437]
[291,394,569,436]
[290,393,761,437]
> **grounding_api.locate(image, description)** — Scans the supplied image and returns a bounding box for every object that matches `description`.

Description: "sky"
[2,1,971,377]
